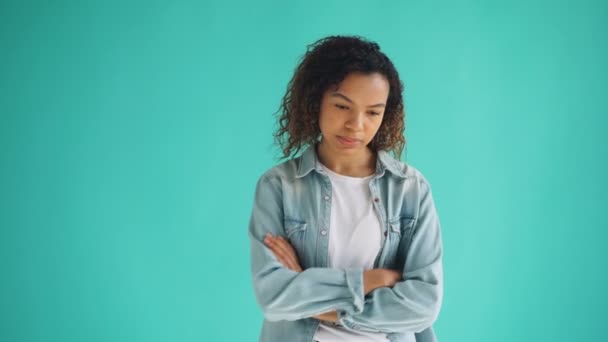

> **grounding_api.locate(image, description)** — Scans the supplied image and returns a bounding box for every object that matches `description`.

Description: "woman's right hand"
[363,269,402,295]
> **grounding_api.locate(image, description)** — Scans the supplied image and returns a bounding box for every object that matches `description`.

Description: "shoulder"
[383,151,433,189]
[255,156,300,187]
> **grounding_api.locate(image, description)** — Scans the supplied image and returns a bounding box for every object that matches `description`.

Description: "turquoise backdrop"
[1,0,607,341]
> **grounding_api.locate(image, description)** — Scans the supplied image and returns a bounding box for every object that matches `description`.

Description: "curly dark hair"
[273,35,406,160]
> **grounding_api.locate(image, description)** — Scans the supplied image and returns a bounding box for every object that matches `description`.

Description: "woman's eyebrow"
[330,92,386,108]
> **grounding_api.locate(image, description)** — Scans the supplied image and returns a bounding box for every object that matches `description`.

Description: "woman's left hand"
[264,233,303,272]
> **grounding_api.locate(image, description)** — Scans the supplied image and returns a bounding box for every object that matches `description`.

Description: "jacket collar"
[295,143,406,179]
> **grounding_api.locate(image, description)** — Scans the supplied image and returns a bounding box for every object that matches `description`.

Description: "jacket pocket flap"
[388,216,415,233]
[283,218,307,236]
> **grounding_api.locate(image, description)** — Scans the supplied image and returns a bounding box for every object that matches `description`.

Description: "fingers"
[274,237,301,271]
[264,234,302,272]
[276,236,299,259]
[384,269,403,287]
[266,234,290,256]
[270,241,300,271]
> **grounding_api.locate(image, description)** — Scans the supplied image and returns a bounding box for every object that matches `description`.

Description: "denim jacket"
[248,143,444,342]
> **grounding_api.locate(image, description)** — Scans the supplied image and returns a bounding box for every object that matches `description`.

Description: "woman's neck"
[316,140,376,177]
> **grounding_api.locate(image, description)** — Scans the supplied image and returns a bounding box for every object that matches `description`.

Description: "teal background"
[1,0,606,341]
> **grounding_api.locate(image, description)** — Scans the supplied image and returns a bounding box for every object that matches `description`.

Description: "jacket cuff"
[344,268,365,314]
[337,309,358,330]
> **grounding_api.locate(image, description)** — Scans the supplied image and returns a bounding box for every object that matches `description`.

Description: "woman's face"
[318,72,389,155]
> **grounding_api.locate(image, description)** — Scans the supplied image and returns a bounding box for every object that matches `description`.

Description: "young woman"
[248,35,443,342]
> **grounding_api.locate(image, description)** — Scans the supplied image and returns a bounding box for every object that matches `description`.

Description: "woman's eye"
[335,104,349,110]
[369,111,380,116]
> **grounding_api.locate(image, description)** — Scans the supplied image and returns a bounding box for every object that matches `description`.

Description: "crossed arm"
[263,233,402,323]
[250,174,443,333]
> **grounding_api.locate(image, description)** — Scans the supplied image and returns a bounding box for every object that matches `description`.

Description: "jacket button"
[321,230,327,236]
[374,198,379,202]
[384,230,387,237]
[324,195,330,201]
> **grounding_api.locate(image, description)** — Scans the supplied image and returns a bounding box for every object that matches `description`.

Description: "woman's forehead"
[329,73,389,103]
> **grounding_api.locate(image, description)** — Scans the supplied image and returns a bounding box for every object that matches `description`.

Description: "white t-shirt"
[312,162,389,342]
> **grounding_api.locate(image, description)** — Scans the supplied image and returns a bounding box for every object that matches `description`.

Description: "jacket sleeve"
[249,173,366,322]
[337,178,444,334]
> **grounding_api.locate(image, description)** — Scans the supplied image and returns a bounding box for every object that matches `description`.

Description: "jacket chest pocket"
[383,215,415,270]
[283,218,308,263]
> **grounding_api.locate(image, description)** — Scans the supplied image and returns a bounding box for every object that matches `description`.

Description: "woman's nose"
[346,112,364,130]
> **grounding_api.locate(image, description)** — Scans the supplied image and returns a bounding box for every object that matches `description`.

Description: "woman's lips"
[337,135,359,146]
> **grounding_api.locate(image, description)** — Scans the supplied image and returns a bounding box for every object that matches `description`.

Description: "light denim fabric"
[248,143,444,342]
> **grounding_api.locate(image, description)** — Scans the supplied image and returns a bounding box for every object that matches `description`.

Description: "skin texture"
[316,72,389,177]
[263,72,403,324]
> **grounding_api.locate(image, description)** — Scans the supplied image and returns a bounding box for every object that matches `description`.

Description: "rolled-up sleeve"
[337,178,443,333]
[249,174,366,322]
